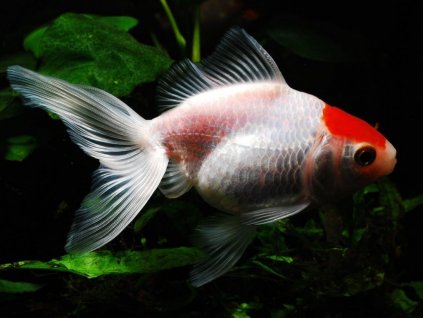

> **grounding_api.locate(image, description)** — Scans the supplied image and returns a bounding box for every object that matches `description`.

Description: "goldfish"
[7,27,397,287]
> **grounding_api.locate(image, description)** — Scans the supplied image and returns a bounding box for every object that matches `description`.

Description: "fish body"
[7,27,397,286]
[156,82,320,213]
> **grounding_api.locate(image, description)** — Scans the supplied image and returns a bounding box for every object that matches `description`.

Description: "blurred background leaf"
[0,248,204,278]
[24,13,173,96]
[3,135,38,161]
[265,15,370,63]
[0,279,43,294]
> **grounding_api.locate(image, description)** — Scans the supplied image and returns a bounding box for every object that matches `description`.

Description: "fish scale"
[7,27,396,287]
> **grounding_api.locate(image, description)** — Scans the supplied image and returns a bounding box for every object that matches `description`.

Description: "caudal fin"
[7,66,168,253]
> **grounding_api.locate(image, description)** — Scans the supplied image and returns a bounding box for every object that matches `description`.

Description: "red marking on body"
[163,112,241,164]
[322,104,386,148]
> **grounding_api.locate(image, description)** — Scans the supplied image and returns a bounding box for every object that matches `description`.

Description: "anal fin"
[190,213,256,287]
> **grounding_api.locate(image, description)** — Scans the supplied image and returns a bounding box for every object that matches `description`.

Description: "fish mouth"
[382,141,397,175]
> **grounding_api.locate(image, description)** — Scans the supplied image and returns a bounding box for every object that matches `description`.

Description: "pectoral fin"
[241,202,310,225]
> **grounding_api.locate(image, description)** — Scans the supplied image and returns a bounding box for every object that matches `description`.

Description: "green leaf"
[295,219,324,236]
[47,111,61,120]
[23,26,49,58]
[0,53,35,120]
[0,88,23,120]
[252,260,288,280]
[32,13,173,96]
[0,279,43,294]
[0,249,204,278]
[391,288,418,313]
[232,302,262,318]
[4,135,38,161]
[23,16,138,59]
[343,227,367,244]
[377,178,405,228]
[266,255,294,264]
[266,15,369,63]
[363,183,380,195]
[341,271,385,296]
[403,194,423,213]
[405,281,423,300]
[94,16,139,31]
[133,207,161,232]
[255,223,289,256]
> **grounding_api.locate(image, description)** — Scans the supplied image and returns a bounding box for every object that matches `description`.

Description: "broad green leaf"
[94,16,139,31]
[266,15,369,63]
[23,26,49,58]
[31,13,173,96]
[391,288,418,313]
[24,16,138,59]
[0,279,43,294]
[0,249,204,278]
[4,135,38,161]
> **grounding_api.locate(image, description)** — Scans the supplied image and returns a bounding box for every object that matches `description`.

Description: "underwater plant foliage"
[1,1,422,317]
[23,13,173,97]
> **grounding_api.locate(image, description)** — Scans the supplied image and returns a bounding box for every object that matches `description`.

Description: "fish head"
[308,105,397,201]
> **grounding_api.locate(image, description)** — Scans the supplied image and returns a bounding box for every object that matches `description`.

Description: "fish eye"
[354,146,376,166]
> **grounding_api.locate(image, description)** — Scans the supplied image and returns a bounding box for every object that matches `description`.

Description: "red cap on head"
[322,105,386,149]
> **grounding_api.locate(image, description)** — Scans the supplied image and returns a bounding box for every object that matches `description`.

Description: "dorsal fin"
[200,27,285,85]
[156,59,214,111]
[156,27,285,111]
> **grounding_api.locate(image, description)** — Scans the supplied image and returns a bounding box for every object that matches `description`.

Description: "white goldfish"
[7,27,396,286]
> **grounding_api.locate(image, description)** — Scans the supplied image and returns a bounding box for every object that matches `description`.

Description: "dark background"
[1,0,422,317]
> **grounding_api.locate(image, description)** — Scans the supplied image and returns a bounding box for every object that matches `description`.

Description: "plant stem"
[191,4,201,62]
[160,0,186,54]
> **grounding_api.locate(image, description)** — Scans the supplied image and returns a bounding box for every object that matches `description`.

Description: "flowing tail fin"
[7,66,168,253]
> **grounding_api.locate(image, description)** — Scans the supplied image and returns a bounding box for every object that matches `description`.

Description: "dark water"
[1,0,422,317]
